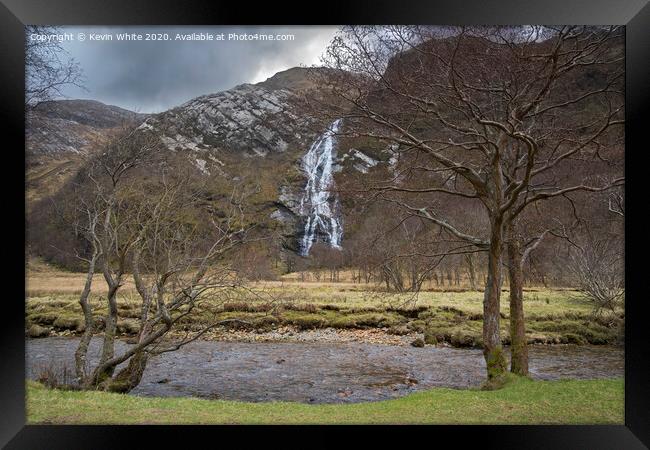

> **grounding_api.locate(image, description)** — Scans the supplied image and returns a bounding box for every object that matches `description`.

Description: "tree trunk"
[465,254,477,291]
[96,277,120,384]
[411,265,418,292]
[483,215,507,380]
[106,351,149,393]
[94,202,120,383]
[74,254,98,382]
[506,227,529,376]
[539,267,548,288]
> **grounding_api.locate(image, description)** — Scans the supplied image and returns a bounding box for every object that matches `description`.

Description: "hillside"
[25,100,148,204]
[26,99,147,158]
[26,68,360,264]
[25,31,624,269]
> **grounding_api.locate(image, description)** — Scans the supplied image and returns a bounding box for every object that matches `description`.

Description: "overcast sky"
[55,26,339,113]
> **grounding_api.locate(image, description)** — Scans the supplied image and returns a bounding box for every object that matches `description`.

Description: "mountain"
[26,30,624,272]
[25,100,148,205]
[25,69,358,257]
[137,67,374,254]
[26,99,147,158]
[257,66,337,93]
[25,67,408,258]
[148,80,315,158]
[25,31,625,282]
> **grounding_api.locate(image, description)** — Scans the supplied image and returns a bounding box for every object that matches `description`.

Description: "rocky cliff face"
[149,83,314,158]
[138,68,350,253]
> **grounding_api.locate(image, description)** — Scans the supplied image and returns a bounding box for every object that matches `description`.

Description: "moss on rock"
[27,324,50,338]
[410,338,425,348]
[116,320,140,335]
[52,317,83,332]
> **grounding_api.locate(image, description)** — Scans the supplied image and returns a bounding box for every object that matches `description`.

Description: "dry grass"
[26,157,83,206]
[26,259,622,346]
[26,259,591,317]
[27,271,137,296]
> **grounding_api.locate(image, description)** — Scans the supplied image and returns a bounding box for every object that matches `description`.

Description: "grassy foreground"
[27,377,624,425]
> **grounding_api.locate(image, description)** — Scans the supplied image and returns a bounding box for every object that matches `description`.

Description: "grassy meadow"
[26,377,624,425]
[26,259,623,347]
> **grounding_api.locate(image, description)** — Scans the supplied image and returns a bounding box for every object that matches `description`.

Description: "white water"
[299,119,343,256]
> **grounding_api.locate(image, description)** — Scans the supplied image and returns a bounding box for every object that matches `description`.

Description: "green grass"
[263,285,594,317]
[27,377,623,425]
[26,287,622,346]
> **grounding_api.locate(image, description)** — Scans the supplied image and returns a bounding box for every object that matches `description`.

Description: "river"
[27,337,623,404]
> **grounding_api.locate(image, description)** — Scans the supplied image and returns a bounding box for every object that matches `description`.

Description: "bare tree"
[568,239,624,316]
[70,193,106,382]
[59,122,258,392]
[25,26,85,109]
[88,177,253,391]
[565,201,624,318]
[318,25,624,381]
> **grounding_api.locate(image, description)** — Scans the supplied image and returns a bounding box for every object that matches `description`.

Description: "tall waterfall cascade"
[298,119,344,256]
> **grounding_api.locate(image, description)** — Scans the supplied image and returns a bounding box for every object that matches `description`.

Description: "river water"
[27,337,623,404]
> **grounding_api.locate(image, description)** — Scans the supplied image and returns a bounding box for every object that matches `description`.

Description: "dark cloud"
[58,26,338,113]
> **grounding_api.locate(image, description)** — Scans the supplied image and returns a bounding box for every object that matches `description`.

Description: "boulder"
[52,316,83,332]
[116,320,140,335]
[410,338,425,348]
[27,324,50,338]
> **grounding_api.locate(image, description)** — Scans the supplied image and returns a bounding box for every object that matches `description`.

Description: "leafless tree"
[60,123,258,392]
[565,199,624,318]
[568,238,624,316]
[318,25,624,380]
[25,26,85,110]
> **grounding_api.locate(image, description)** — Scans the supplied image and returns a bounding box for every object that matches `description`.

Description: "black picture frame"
[1,0,648,447]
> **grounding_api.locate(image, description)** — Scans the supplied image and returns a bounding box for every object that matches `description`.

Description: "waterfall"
[298,119,343,256]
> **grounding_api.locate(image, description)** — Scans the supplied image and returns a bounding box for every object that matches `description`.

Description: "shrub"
[221,301,274,313]
[286,314,326,330]
[565,333,587,345]
[450,332,479,348]
[423,329,437,345]
[321,304,341,311]
[285,303,318,313]
[387,325,411,336]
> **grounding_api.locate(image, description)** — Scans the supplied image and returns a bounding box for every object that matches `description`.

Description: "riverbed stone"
[411,338,425,347]
[27,324,50,338]
[52,317,83,332]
